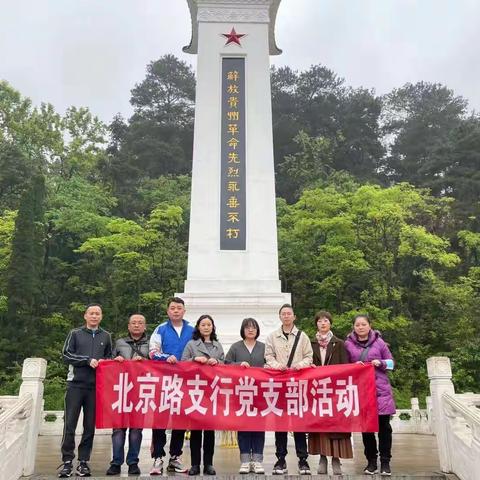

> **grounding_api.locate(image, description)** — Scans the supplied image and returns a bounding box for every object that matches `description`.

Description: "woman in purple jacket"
[344,314,395,476]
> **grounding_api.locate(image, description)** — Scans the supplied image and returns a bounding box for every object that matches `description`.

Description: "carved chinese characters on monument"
[220,58,246,250]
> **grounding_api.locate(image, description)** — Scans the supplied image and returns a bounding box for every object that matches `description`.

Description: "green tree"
[102,55,196,216]
[382,82,467,187]
[278,179,463,401]
[2,174,46,363]
[271,65,384,198]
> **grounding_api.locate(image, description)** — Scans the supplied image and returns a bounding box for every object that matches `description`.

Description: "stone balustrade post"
[19,358,47,476]
[410,397,420,432]
[426,396,434,433]
[427,356,455,473]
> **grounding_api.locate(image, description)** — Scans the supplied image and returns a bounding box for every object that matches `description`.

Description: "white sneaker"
[239,463,250,474]
[150,457,163,475]
[253,462,265,474]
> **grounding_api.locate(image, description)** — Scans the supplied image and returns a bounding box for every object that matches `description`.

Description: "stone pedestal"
[179,0,289,344]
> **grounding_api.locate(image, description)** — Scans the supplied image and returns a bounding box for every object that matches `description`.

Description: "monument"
[178,0,289,345]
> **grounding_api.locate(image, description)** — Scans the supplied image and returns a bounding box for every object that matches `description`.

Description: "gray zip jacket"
[181,338,225,363]
[113,334,149,359]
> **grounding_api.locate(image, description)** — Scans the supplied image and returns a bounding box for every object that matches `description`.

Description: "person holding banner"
[225,317,266,475]
[58,304,112,478]
[106,314,149,476]
[181,314,225,476]
[265,304,313,475]
[345,314,396,476]
[149,297,194,475]
[308,311,352,476]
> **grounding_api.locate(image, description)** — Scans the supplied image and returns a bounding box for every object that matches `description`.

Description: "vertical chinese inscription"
[220,58,246,250]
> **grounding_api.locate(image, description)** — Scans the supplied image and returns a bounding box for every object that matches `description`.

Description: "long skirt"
[308,432,353,458]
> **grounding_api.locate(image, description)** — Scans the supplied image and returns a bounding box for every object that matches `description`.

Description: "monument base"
[175,291,291,348]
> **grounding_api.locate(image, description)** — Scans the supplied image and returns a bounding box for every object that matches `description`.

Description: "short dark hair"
[353,314,371,325]
[85,303,102,313]
[192,314,218,342]
[167,296,185,307]
[279,303,293,314]
[240,318,260,340]
[315,310,333,325]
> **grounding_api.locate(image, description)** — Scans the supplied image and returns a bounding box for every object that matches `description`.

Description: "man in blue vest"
[149,297,194,475]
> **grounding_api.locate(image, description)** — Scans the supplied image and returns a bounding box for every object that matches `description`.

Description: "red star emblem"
[222,27,246,47]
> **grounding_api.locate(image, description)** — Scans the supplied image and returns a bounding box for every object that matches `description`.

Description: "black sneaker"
[364,460,378,475]
[380,461,391,476]
[188,465,200,476]
[76,461,91,477]
[128,463,141,475]
[272,458,287,475]
[58,461,73,478]
[106,464,121,476]
[298,458,311,475]
[204,465,216,475]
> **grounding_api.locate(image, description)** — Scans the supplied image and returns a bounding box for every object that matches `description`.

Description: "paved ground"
[34,433,444,478]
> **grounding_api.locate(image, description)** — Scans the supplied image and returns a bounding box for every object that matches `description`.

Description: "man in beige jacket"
[265,304,313,475]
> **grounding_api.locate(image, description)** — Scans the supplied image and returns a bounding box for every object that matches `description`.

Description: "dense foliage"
[0,55,479,408]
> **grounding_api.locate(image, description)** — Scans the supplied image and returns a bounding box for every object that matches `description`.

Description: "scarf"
[316,330,333,349]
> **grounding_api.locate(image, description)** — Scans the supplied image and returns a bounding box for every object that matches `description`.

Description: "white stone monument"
[177,0,290,345]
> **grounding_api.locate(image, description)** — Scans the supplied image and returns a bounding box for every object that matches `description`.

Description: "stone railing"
[390,397,433,435]
[428,356,480,480]
[0,358,46,480]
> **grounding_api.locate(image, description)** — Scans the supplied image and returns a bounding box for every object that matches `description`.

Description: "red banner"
[96,360,378,432]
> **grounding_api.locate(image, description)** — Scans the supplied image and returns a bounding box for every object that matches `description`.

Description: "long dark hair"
[192,314,218,342]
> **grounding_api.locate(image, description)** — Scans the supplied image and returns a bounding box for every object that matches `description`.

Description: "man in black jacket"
[106,313,149,476]
[58,304,112,478]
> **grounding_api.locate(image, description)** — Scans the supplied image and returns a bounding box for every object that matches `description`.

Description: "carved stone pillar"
[427,356,454,473]
[19,357,47,476]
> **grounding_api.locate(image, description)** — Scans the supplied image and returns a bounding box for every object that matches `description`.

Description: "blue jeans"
[238,431,265,463]
[111,428,143,466]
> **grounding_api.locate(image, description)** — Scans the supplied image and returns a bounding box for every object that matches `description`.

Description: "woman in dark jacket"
[308,311,352,476]
[225,318,266,474]
[182,315,224,476]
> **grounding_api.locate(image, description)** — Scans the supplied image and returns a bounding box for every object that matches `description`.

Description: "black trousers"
[189,430,215,467]
[275,432,308,460]
[362,414,392,462]
[61,385,96,462]
[151,429,186,458]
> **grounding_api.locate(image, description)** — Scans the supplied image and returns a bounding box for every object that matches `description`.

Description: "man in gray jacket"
[106,314,149,476]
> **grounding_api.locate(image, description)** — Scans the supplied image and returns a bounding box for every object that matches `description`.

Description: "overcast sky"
[1,0,479,123]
